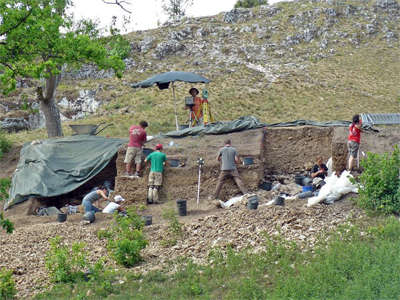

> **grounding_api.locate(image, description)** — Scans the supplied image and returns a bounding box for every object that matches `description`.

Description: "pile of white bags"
[307,170,358,207]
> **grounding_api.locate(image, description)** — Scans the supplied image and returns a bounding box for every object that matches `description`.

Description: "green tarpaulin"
[160,116,377,138]
[5,135,127,209]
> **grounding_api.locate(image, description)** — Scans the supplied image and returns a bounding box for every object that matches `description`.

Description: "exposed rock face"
[1,118,30,133]
[153,40,186,59]
[374,0,399,9]
[58,90,100,120]
[62,64,115,80]
[223,8,254,23]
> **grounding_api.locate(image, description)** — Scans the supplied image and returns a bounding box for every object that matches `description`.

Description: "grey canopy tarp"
[131,71,211,89]
[5,135,127,210]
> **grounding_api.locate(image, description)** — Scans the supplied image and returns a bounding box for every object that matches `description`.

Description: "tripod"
[187,105,199,128]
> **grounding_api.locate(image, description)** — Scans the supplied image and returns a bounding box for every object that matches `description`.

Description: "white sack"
[326,157,333,177]
[307,170,358,207]
[102,202,120,214]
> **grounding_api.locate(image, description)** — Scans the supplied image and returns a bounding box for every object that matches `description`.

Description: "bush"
[0,213,14,234]
[106,35,131,59]
[0,268,16,300]
[355,146,400,214]
[98,207,147,267]
[0,178,13,234]
[45,236,88,283]
[0,178,11,202]
[234,0,268,8]
[0,131,12,160]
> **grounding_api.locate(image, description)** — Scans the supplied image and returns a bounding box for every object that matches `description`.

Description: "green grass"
[35,216,400,300]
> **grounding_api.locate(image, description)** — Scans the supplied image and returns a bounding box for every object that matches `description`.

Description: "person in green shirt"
[145,143,167,204]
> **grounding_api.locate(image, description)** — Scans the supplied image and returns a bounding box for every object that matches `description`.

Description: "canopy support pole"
[172,82,179,131]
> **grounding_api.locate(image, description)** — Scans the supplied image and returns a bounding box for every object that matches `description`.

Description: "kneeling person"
[82,186,108,213]
[145,144,167,204]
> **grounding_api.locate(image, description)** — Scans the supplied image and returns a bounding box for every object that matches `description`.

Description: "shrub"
[98,207,147,267]
[234,0,268,8]
[105,34,131,59]
[0,178,13,234]
[0,178,11,202]
[355,146,400,214]
[0,213,14,234]
[0,131,12,160]
[0,268,16,300]
[45,236,87,283]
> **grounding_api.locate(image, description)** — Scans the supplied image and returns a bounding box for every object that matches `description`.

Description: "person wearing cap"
[144,144,167,204]
[124,120,148,178]
[187,87,203,126]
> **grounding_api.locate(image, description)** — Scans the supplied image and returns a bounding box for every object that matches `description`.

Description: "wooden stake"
[172,82,179,131]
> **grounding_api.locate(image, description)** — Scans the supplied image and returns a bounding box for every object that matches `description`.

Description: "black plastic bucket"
[259,181,272,191]
[274,196,285,206]
[143,148,153,157]
[143,215,152,226]
[247,195,259,210]
[295,175,305,185]
[169,159,180,167]
[57,213,67,222]
[176,199,187,216]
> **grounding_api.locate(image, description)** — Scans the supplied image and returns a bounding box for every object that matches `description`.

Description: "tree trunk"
[37,72,63,137]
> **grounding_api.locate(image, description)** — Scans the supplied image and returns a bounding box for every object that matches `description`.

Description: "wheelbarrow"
[69,122,114,135]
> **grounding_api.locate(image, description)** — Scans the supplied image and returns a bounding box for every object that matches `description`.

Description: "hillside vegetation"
[2,0,400,143]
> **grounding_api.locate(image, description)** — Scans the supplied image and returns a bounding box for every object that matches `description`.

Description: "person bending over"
[82,186,108,213]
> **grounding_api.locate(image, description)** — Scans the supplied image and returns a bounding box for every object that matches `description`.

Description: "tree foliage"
[162,0,193,21]
[0,0,126,137]
[234,0,268,8]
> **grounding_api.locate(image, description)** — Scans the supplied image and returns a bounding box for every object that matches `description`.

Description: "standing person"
[124,120,148,177]
[82,186,108,213]
[214,139,247,204]
[145,144,167,204]
[187,87,203,126]
[347,114,362,171]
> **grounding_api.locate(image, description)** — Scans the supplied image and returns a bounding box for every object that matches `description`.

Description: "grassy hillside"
[3,0,400,144]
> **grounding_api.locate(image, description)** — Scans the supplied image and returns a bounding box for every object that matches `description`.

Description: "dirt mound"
[0,212,113,298]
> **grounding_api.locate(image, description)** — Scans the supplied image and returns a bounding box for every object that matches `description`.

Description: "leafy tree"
[0,0,125,137]
[234,0,268,8]
[162,0,193,21]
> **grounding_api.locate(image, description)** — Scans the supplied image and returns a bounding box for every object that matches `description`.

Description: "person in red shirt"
[124,120,148,177]
[347,114,362,171]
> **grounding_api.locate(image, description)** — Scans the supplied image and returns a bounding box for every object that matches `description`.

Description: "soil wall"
[332,127,400,172]
[113,125,400,204]
[114,129,265,203]
[263,126,334,175]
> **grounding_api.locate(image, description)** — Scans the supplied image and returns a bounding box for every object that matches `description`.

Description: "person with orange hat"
[144,143,167,204]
